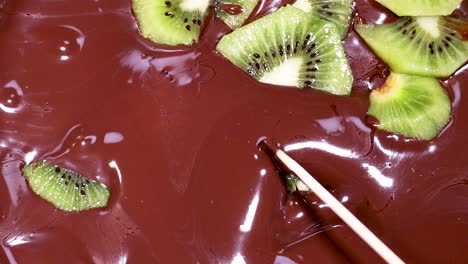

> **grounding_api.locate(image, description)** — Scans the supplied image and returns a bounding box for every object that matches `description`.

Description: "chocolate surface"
[0,0,467,263]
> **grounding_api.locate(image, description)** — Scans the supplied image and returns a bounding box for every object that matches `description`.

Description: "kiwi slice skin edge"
[217,5,353,95]
[356,17,468,78]
[375,0,463,16]
[368,73,451,140]
[22,160,110,212]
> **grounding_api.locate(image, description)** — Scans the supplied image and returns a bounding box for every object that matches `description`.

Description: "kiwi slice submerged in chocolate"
[132,0,212,46]
[217,6,353,95]
[216,0,259,29]
[285,173,310,193]
[356,16,468,78]
[375,0,463,16]
[368,72,451,140]
[292,0,354,39]
[22,160,110,212]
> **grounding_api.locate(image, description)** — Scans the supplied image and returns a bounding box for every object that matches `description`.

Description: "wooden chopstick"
[259,139,405,264]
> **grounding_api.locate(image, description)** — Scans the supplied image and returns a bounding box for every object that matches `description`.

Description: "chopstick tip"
[257,137,282,156]
[256,136,268,147]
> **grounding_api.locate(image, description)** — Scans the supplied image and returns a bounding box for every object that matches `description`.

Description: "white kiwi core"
[416,17,441,38]
[180,0,211,12]
[259,57,303,87]
[292,0,313,13]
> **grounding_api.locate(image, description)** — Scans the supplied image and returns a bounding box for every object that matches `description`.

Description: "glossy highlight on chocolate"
[0,0,467,263]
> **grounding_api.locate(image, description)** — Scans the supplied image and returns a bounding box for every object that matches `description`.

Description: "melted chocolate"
[0,0,467,263]
[220,4,244,16]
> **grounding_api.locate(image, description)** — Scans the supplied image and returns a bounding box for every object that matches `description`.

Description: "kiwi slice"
[292,0,354,39]
[22,160,110,212]
[356,16,468,78]
[216,0,259,29]
[285,173,310,193]
[216,6,353,95]
[132,0,212,46]
[375,0,463,16]
[368,72,451,140]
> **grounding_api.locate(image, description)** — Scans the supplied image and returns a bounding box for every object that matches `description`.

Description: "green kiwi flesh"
[216,0,259,29]
[132,0,212,46]
[285,173,310,193]
[356,17,468,78]
[368,72,451,140]
[217,6,353,95]
[292,0,354,39]
[22,160,110,212]
[375,0,463,16]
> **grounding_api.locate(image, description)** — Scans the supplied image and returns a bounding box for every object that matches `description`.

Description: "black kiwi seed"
[428,42,435,55]
[279,45,284,56]
[404,18,412,26]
